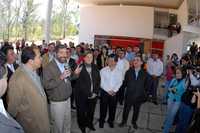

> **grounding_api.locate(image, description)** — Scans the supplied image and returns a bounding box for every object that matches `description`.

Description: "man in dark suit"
[119,55,150,130]
[0,45,18,109]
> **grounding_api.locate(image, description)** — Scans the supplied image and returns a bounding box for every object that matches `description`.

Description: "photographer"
[187,88,200,133]
[175,66,200,133]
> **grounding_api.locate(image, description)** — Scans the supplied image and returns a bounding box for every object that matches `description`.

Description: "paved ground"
[71,101,167,133]
[71,81,167,133]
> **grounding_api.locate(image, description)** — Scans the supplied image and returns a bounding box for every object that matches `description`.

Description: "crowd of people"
[0,39,200,133]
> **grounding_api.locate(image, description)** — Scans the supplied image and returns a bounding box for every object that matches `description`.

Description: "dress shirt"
[134,68,141,80]
[147,58,163,76]
[55,58,65,73]
[7,64,15,72]
[117,58,130,79]
[0,99,8,117]
[125,52,135,61]
[100,66,123,93]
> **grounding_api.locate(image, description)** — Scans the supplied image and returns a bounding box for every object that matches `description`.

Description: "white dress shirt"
[116,58,130,80]
[0,99,8,118]
[7,64,15,72]
[100,66,123,93]
[147,58,163,76]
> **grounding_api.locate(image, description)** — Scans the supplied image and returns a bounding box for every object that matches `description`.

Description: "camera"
[171,88,177,94]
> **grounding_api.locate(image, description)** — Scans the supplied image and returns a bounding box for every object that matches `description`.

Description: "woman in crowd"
[187,88,200,133]
[163,67,186,133]
[175,67,200,133]
[163,60,175,104]
[100,46,108,68]
[75,51,101,133]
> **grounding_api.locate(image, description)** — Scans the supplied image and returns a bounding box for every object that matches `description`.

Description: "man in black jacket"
[119,55,150,130]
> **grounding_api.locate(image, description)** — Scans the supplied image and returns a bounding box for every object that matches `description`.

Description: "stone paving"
[71,99,167,133]
[71,81,167,133]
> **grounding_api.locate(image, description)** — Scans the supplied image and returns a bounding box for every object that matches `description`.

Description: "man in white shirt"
[147,53,163,105]
[116,49,130,105]
[99,54,123,128]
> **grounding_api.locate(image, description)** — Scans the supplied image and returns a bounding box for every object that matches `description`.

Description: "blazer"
[42,53,50,68]
[7,66,50,133]
[93,55,102,70]
[124,68,150,103]
[0,113,24,133]
[75,64,100,103]
[43,59,72,102]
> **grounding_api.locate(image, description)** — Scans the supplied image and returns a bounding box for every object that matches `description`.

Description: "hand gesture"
[74,65,82,75]
[60,70,71,80]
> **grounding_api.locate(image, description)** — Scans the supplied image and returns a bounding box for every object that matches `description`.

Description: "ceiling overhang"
[80,0,184,9]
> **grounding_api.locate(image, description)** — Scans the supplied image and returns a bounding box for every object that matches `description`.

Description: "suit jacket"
[75,64,100,103]
[0,113,24,133]
[42,53,50,68]
[93,55,102,70]
[43,59,72,102]
[7,66,50,133]
[124,68,150,103]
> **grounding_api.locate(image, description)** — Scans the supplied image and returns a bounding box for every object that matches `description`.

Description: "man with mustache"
[43,44,81,133]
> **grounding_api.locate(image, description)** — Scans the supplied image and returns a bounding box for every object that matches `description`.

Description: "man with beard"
[43,44,81,133]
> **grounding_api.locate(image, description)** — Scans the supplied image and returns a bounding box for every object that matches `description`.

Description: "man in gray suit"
[43,44,81,133]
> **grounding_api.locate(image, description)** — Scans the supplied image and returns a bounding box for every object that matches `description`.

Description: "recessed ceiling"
[80,0,184,9]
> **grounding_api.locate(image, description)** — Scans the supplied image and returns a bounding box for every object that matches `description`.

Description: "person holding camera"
[187,88,200,133]
[163,67,186,133]
[175,67,200,133]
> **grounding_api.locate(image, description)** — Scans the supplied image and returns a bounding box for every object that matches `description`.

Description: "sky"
[34,0,79,20]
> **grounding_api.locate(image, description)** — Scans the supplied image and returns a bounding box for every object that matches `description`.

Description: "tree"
[0,0,15,40]
[21,0,39,41]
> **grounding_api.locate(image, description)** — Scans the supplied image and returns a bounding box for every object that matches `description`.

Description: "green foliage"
[0,0,79,41]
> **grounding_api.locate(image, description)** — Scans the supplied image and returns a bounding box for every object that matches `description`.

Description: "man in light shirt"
[42,42,55,68]
[125,46,135,62]
[116,49,130,105]
[99,54,123,128]
[147,53,163,105]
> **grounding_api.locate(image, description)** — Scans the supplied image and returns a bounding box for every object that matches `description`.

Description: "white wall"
[177,0,188,27]
[79,6,154,43]
[164,33,184,59]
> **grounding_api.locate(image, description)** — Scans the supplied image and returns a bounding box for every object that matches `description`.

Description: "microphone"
[64,63,71,80]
